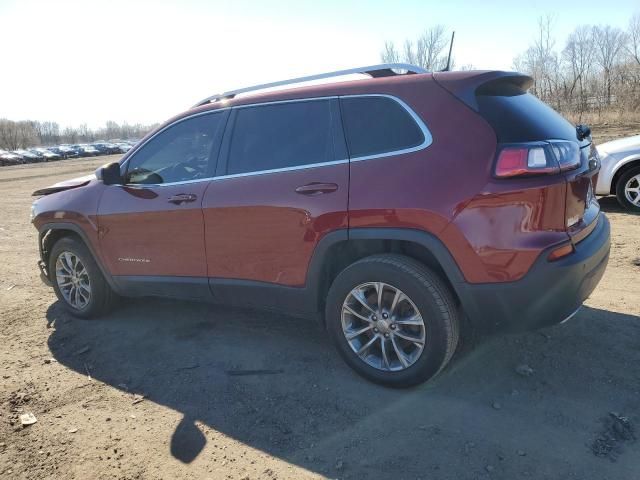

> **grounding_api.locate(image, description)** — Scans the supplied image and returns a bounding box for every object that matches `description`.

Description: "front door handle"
[295,182,338,195]
[168,193,197,205]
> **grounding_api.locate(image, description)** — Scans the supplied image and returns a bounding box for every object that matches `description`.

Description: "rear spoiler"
[433,71,533,112]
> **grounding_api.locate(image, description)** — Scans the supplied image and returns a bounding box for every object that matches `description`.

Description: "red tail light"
[549,141,581,171]
[494,148,529,178]
[494,141,580,178]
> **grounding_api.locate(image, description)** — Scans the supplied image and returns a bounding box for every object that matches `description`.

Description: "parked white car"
[596,134,640,211]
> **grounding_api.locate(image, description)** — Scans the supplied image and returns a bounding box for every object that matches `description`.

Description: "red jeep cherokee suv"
[32,64,610,387]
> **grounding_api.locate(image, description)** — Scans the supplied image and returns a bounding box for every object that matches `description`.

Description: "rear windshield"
[476,90,578,143]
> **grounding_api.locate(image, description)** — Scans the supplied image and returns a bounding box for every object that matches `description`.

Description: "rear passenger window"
[341,96,425,158]
[227,100,337,175]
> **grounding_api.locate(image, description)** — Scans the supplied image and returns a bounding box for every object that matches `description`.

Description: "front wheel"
[49,237,116,318]
[325,254,460,388]
[615,166,640,212]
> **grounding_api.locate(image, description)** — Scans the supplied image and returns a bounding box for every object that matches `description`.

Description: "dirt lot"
[1,130,639,479]
[589,122,640,144]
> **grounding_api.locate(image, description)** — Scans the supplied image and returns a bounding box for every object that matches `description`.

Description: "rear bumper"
[459,213,610,333]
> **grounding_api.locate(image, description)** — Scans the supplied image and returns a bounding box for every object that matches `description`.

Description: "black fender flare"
[304,227,468,313]
[38,222,119,292]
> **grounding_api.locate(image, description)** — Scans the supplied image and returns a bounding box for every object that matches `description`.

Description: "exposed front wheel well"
[40,228,84,273]
[314,238,460,315]
[611,159,640,195]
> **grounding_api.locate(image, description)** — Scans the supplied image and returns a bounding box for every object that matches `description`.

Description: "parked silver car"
[596,134,640,212]
[0,149,24,165]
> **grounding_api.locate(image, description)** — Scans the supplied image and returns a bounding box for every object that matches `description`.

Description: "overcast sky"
[0,0,637,128]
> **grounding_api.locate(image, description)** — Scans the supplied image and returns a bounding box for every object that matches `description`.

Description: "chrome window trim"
[119,94,432,188]
[212,159,349,182]
[125,177,214,188]
[123,160,350,187]
[119,108,229,178]
[233,95,339,109]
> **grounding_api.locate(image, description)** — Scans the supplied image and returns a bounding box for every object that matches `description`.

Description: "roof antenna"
[443,31,455,71]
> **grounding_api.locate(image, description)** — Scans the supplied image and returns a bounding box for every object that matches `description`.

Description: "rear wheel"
[615,166,640,212]
[49,236,116,318]
[325,254,459,388]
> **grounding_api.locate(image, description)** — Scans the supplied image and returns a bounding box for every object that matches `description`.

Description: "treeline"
[381,14,640,120]
[0,119,158,150]
[381,25,465,72]
[513,14,639,118]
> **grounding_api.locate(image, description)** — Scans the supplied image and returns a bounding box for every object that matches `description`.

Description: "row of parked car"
[0,140,140,166]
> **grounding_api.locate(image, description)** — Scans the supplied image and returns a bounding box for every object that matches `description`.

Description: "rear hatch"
[436,72,600,243]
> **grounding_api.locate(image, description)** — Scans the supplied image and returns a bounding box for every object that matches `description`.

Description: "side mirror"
[96,162,124,185]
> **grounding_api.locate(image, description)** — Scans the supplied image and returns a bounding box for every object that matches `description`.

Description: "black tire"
[49,236,116,318]
[325,254,460,388]
[615,165,640,213]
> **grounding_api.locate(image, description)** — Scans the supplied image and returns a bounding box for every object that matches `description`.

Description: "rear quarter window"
[340,96,426,158]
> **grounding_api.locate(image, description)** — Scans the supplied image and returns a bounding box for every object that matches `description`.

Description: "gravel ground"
[0,134,639,479]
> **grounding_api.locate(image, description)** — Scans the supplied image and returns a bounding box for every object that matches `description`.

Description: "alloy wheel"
[624,174,640,206]
[341,282,426,371]
[55,251,91,309]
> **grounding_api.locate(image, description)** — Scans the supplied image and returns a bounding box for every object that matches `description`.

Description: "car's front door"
[97,110,228,296]
[202,98,349,291]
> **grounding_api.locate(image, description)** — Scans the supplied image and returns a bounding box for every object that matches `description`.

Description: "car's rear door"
[202,98,348,296]
[97,110,228,297]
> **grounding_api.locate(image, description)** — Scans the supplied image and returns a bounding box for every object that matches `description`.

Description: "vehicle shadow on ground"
[45,299,640,479]
[598,195,637,214]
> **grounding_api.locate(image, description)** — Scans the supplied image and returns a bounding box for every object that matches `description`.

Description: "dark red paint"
[202,163,348,286]
[33,70,600,288]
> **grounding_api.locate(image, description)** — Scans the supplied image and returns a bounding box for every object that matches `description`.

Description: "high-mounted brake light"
[494,144,560,178]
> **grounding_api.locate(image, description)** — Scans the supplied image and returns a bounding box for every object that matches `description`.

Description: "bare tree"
[104,121,120,140]
[0,120,37,150]
[416,25,449,70]
[627,13,640,65]
[78,123,90,142]
[62,127,78,144]
[30,121,61,146]
[534,15,561,106]
[593,25,628,105]
[511,13,640,118]
[381,25,451,71]
[381,41,399,64]
[511,16,559,106]
[0,118,156,150]
[403,39,417,66]
[0,120,20,150]
[563,25,594,113]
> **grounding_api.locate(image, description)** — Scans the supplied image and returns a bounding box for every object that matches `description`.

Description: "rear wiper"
[576,124,591,141]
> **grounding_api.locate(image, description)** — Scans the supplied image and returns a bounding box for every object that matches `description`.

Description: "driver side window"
[126,112,225,185]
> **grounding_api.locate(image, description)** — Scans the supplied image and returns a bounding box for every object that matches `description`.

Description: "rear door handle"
[168,193,197,205]
[295,182,338,195]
